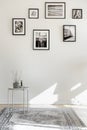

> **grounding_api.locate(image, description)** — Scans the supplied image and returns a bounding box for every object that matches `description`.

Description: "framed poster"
[12,18,26,35]
[45,2,66,19]
[63,25,76,42]
[28,8,39,19]
[72,9,82,19]
[33,29,50,50]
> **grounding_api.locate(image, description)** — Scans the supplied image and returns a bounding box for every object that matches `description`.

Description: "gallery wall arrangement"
[12,2,83,49]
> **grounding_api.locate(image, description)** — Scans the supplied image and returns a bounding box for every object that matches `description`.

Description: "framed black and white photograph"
[72,9,82,19]
[28,8,39,19]
[63,25,76,42]
[33,29,50,50]
[12,18,26,35]
[45,2,66,19]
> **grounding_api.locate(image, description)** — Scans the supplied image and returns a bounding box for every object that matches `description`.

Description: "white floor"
[74,107,87,126]
[12,125,59,130]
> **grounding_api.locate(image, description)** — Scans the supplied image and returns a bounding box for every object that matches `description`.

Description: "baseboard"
[0,104,87,108]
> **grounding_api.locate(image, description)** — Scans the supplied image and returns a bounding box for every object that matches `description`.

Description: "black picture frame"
[45,2,66,19]
[33,29,50,50]
[72,9,82,19]
[63,25,76,42]
[28,8,39,19]
[12,18,26,35]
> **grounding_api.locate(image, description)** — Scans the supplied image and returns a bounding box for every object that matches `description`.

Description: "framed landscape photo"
[72,9,82,19]
[63,25,76,42]
[33,29,50,50]
[28,8,39,19]
[45,2,66,19]
[12,18,26,35]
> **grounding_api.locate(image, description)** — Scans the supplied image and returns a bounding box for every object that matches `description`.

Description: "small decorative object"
[13,80,23,88]
[63,25,76,42]
[33,29,50,50]
[12,18,26,35]
[13,81,19,88]
[28,8,39,19]
[12,71,23,88]
[45,2,66,19]
[21,80,23,86]
[72,9,82,19]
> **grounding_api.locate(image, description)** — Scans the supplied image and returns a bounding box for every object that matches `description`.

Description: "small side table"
[8,87,29,112]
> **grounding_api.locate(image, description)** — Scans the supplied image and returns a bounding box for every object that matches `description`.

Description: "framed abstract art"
[45,2,66,19]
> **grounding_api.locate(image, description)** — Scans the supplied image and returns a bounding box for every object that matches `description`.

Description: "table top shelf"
[8,87,29,90]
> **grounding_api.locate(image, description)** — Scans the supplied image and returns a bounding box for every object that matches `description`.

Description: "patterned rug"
[0,107,87,130]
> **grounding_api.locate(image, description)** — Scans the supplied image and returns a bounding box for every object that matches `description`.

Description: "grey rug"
[0,107,87,130]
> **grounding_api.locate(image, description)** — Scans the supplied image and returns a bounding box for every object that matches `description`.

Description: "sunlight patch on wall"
[71,89,87,105]
[29,83,58,105]
[70,83,82,92]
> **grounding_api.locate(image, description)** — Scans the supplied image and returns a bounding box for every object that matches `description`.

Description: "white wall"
[0,0,87,105]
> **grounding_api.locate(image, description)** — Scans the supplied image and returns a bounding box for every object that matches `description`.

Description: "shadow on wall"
[29,81,87,105]
[68,58,87,105]
[29,57,87,105]
[55,57,87,105]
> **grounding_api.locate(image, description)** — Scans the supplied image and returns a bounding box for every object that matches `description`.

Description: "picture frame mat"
[45,2,66,19]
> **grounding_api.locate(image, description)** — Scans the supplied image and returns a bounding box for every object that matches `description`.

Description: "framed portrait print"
[63,25,76,42]
[45,2,66,19]
[12,18,26,35]
[33,29,50,50]
[72,9,82,19]
[28,8,39,19]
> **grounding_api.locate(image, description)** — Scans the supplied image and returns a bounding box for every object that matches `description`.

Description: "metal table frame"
[8,87,29,112]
